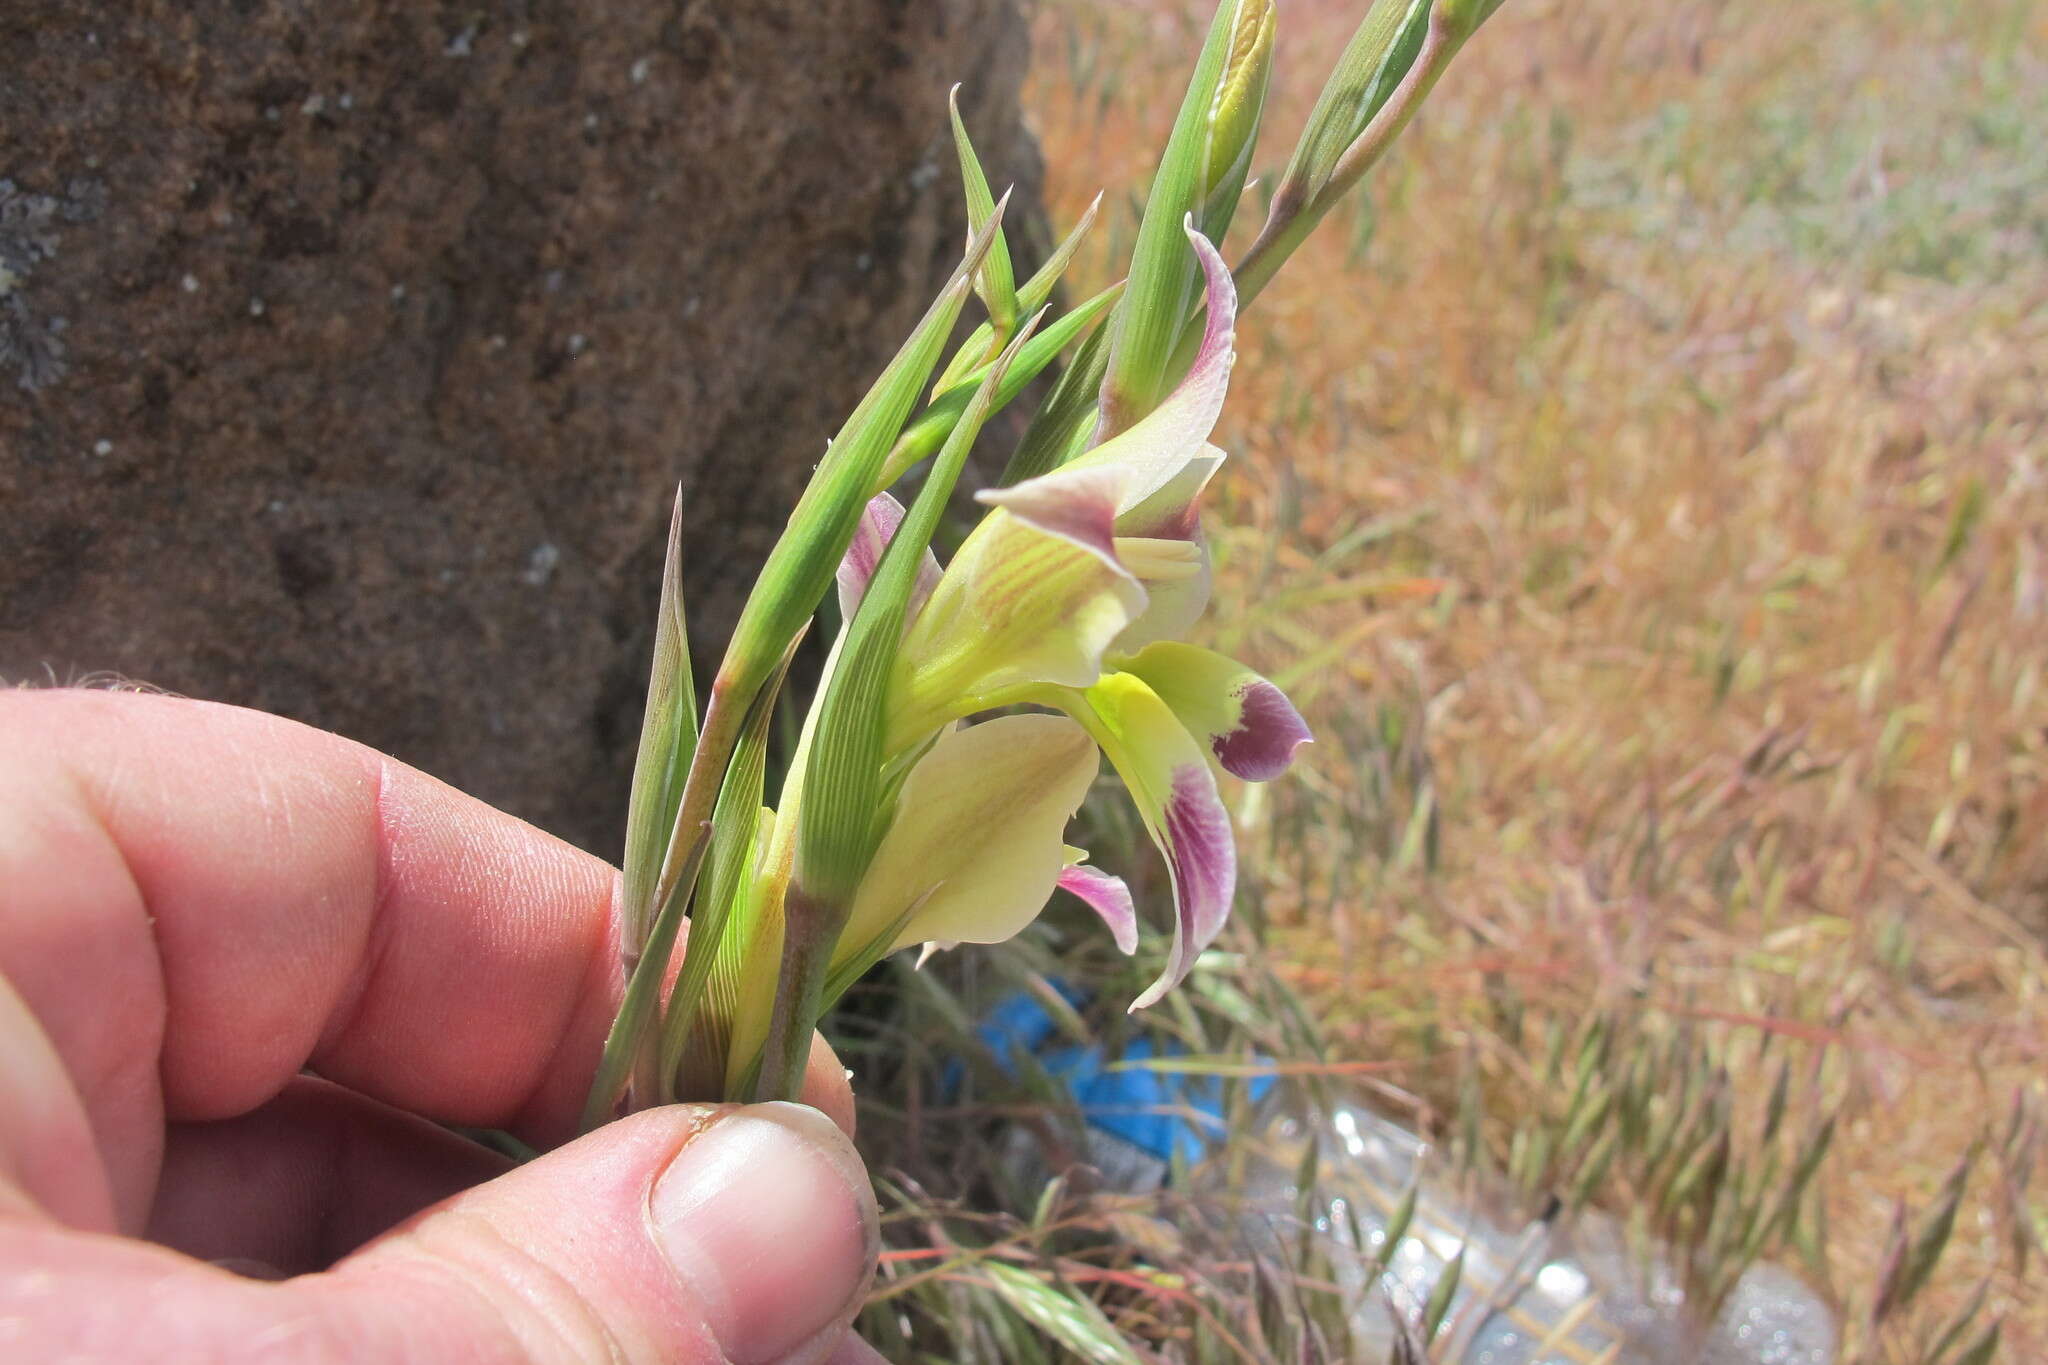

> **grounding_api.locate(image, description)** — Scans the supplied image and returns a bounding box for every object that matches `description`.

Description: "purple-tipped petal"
[1061,671,1240,1011]
[976,463,1127,569]
[1058,863,1138,954]
[1060,224,1239,523]
[1213,679,1313,782]
[1133,762,1236,1010]
[1116,641,1313,784]
[1177,217,1238,428]
[837,492,941,624]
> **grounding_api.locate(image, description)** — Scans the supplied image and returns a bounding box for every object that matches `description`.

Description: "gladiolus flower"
[835,220,1310,1008]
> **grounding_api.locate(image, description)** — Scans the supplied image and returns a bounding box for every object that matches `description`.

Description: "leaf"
[618,490,700,962]
[1421,1243,1464,1342]
[949,85,1019,341]
[935,191,1104,395]
[1273,0,1430,213]
[580,821,711,1131]
[1000,316,1112,486]
[884,281,1123,489]
[632,199,1010,965]
[801,313,1046,903]
[756,313,1046,1100]
[1096,0,1246,435]
[653,631,803,1103]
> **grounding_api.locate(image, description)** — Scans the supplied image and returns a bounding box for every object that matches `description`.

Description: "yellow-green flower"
[836,221,1310,1008]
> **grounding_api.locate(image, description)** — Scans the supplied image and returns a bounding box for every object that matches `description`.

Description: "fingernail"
[650,1101,878,1365]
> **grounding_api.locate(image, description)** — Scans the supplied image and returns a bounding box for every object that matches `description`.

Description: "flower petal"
[1063,223,1238,517]
[1118,640,1312,782]
[1061,672,1237,1009]
[975,462,1125,564]
[837,491,942,625]
[890,506,1145,742]
[836,713,1100,965]
[1111,532,1213,653]
[1116,443,1225,540]
[1057,853,1139,955]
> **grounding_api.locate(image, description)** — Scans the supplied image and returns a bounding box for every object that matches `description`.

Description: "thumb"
[2,1101,881,1364]
[320,1101,881,1364]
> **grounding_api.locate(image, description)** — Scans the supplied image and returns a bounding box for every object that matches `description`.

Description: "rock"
[0,0,1042,853]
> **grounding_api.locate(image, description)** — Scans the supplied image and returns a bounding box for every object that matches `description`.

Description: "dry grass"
[1002,0,2047,1357]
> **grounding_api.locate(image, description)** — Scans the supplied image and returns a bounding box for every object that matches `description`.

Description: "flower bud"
[1197,0,1276,240]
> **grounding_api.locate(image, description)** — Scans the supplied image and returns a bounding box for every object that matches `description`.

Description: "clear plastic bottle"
[971,990,1836,1364]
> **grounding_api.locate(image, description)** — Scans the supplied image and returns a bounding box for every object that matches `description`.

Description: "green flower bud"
[1197,0,1276,240]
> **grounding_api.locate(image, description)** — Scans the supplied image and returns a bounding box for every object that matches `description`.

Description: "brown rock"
[0,1,1041,853]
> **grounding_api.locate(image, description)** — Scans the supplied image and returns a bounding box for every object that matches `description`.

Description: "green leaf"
[580,821,710,1131]
[757,313,1046,1101]
[653,632,803,1103]
[999,317,1111,486]
[632,199,1010,967]
[883,281,1122,488]
[1096,0,1246,435]
[722,195,1010,678]
[934,191,1104,396]
[801,314,1043,904]
[1421,1243,1464,1342]
[1273,0,1429,215]
[1239,0,1489,306]
[619,490,700,964]
[950,85,1018,341]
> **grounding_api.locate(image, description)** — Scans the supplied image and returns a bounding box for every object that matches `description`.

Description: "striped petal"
[890,489,1145,744]
[837,713,1100,964]
[1061,671,1237,1010]
[1118,641,1311,782]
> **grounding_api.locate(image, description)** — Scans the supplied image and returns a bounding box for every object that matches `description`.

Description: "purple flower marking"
[1134,761,1237,1009]
[1056,864,1138,954]
[1211,679,1312,782]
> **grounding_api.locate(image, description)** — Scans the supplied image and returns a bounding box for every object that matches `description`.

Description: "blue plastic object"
[960,987,1274,1169]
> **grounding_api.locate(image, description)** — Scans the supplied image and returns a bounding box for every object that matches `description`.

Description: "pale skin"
[0,689,887,1364]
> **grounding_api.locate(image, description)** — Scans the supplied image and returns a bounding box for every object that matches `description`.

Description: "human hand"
[0,689,884,1363]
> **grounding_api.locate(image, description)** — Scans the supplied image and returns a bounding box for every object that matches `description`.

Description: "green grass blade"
[1096,0,1243,435]
[950,84,1018,342]
[981,1263,1144,1365]
[580,822,710,1131]
[883,281,1122,488]
[619,490,699,958]
[653,632,802,1103]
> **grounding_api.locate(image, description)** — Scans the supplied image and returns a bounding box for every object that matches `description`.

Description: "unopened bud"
[1198,0,1276,236]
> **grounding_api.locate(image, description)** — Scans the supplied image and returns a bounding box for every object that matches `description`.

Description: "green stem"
[583,825,711,1130]
[1235,8,1463,308]
[754,888,836,1102]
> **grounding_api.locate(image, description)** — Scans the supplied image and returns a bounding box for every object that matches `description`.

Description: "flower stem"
[754,887,837,1102]
[1235,6,1464,308]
